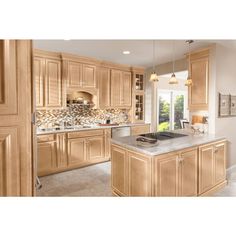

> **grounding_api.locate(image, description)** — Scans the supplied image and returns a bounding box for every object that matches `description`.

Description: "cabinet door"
[37,141,57,176]
[104,129,111,158]
[67,61,83,88]
[214,142,226,185]
[128,152,151,196]
[57,133,67,168]
[87,136,104,161]
[99,67,110,108]
[199,144,214,194]
[122,72,132,106]
[111,145,128,196]
[110,70,122,107]
[34,57,45,108]
[67,138,86,167]
[45,59,62,107]
[83,64,96,88]
[179,149,198,196]
[188,52,209,111]
[154,154,179,196]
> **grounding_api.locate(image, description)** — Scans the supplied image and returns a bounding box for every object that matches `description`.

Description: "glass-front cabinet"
[132,71,145,123]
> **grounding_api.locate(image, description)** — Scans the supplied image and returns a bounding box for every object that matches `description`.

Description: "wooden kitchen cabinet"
[110,69,132,108]
[83,64,96,88]
[111,145,151,196]
[178,149,198,196]
[34,57,45,108]
[198,140,226,195]
[122,72,132,106]
[188,49,209,111]
[45,58,62,108]
[37,140,57,176]
[67,61,83,88]
[104,128,111,158]
[154,153,179,196]
[64,59,96,90]
[128,151,151,196]
[67,137,86,167]
[131,124,150,136]
[214,141,226,185]
[111,146,128,196]
[98,67,111,108]
[154,148,198,197]
[87,136,104,161]
[34,50,64,109]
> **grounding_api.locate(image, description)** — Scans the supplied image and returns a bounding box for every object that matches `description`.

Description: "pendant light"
[185,40,194,86]
[150,40,159,82]
[169,41,178,84]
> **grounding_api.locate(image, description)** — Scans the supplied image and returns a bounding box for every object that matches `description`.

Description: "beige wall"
[214,44,236,168]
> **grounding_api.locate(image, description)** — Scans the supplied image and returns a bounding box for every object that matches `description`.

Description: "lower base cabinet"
[111,140,226,197]
[111,146,151,196]
[198,141,226,195]
[37,129,110,176]
[154,148,198,196]
[37,141,57,176]
[67,138,86,167]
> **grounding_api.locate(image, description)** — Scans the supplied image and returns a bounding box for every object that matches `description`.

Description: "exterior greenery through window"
[158,90,187,131]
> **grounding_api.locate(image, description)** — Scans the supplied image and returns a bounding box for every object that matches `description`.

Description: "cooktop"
[140,131,188,140]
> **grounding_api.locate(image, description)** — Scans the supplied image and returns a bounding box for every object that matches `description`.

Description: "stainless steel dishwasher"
[111,126,131,139]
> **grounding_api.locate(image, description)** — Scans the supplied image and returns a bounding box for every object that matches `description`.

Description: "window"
[158,90,188,131]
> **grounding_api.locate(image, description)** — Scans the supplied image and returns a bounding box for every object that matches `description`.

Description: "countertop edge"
[37,123,151,135]
[111,135,227,157]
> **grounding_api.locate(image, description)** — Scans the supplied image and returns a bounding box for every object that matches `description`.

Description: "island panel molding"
[111,136,227,197]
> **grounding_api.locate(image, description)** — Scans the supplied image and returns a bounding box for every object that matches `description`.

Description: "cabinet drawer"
[37,134,56,143]
[67,129,104,139]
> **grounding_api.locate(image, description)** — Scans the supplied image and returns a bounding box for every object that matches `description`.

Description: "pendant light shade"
[169,73,178,84]
[185,40,193,86]
[150,72,159,82]
[185,76,193,86]
[149,40,159,82]
[169,41,178,85]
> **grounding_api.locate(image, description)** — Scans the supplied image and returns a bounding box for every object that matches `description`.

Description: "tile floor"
[37,161,112,197]
[37,161,236,197]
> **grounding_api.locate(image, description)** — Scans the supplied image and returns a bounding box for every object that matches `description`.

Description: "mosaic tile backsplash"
[36,105,130,128]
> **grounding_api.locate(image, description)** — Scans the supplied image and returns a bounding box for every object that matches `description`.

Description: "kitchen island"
[111,131,227,196]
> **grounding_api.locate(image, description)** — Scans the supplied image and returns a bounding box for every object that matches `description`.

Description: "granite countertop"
[37,123,150,135]
[111,130,226,157]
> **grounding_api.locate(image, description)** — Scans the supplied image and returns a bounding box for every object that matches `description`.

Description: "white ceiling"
[33,40,236,68]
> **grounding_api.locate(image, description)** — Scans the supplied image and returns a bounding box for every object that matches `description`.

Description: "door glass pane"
[173,94,184,130]
[158,92,170,131]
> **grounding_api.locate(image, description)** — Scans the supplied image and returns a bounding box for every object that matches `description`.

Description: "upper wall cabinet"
[63,57,97,90]
[110,69,132,108]
[188,49,209,111]
[98,67,111,108]
[34,51,65,109]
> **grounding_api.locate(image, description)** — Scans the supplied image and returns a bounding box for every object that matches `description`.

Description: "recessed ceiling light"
[123,51,130,55]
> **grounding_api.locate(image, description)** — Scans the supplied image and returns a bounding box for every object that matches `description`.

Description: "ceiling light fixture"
[150,40,159,82]
[123,51,130,55]
[185,40,194,86]
[169,41,178,85]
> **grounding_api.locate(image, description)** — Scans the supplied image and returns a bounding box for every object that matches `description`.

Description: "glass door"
[158,90,188,131]
[158,91,171,131]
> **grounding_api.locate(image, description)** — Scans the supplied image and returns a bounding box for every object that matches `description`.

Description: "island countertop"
[111,130,226,156]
